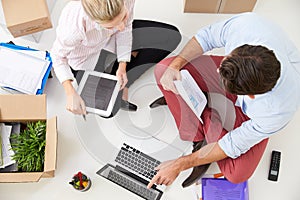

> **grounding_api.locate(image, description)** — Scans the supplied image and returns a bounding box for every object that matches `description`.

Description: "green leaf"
[10,121,47,172]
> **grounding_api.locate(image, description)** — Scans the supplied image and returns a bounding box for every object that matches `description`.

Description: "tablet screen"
[80,74,117,110]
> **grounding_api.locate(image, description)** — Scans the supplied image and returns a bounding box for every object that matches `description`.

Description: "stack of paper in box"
[0,122,18,171]
[0,44,51,94]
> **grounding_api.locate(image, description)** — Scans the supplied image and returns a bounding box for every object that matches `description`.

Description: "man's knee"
[221,164,253,184]
[178,132,195,142]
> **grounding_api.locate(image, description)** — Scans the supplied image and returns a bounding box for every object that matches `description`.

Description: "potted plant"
[10,121,46,172]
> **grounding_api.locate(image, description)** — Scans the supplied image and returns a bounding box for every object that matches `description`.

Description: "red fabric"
[154,55,268,183]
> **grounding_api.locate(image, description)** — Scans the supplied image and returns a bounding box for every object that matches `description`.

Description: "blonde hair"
[81,0,124,23]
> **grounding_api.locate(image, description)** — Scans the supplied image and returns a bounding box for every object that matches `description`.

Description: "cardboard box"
[0,94,57,182]
[183,0,257,13]
[2,0,52,38]
[184,0,222,13]
[219,0,257,13]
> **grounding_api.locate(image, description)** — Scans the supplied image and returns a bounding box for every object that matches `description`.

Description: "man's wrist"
[169,56,187,71]
[175,156,189,172]
[176,151,204,172]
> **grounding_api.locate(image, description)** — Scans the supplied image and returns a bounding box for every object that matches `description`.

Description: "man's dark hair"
[219,44,281,95]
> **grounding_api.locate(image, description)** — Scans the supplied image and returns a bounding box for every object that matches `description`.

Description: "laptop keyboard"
[115,143,161,180]
[107,169,160,200]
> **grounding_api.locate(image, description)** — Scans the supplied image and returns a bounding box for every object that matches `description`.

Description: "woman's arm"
[51,2,86,114]
[115,0,135,63]
[51,2,85,83]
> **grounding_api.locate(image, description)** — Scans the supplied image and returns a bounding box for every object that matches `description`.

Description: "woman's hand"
[160,67,181,94]
[63,80,86,115]
[116,62,128,90]
[66,91,86,115]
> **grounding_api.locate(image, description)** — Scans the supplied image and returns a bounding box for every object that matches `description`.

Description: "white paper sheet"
[174,70,207,123]
[0,46,49,94]
[0,123,15,168]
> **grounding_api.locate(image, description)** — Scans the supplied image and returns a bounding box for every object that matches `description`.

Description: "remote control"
[268,150,281,181]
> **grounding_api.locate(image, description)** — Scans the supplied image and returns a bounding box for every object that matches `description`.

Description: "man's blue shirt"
[195,13,300,158]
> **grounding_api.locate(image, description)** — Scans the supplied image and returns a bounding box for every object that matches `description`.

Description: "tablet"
[77,71,120,117]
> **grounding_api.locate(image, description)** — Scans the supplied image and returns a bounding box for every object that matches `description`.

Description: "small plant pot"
[69,172,92,192]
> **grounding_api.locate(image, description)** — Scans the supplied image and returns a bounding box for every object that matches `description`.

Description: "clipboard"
[0,42,52,94]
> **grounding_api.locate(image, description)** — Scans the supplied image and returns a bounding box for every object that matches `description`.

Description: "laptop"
[96,141,184,200]
[77,71,120,117]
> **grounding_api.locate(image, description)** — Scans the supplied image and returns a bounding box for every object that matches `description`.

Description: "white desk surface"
[1,0,300,199]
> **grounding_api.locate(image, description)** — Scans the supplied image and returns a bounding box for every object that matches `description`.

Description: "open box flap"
[43,116,57,176]
[0,94,46,121]
[0,172,43,183]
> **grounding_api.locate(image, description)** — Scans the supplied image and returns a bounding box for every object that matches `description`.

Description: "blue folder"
[0,42,52,94]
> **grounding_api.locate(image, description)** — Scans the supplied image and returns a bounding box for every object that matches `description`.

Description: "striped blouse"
[50,0,135,83]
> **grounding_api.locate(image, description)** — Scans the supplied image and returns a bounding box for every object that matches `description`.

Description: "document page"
[174,70,207,123]
[0,47,49,94]
[0,123,15,168]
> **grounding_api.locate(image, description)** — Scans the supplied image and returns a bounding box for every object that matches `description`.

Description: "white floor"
[1,0,300,199]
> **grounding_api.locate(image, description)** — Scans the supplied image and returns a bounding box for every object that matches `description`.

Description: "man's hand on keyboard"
[147,159,182,188]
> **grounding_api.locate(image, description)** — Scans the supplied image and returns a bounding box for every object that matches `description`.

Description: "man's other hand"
[160,67,181,94]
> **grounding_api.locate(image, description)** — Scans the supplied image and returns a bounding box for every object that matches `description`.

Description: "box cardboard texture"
[0,94,57,183]
[184,0,257,13]
[219,0,257,13]
[2,0,52,38]
[184,0,222,13]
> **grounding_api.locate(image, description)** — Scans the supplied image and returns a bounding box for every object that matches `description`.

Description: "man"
[147,12,300,188]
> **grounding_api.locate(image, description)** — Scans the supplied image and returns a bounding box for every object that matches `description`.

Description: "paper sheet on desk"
[174,70,207,123]
[0,123,15,168]
[0,46,49,94]
[18,49,46,60]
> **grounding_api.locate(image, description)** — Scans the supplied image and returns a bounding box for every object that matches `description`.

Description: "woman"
[51,0,181,116]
